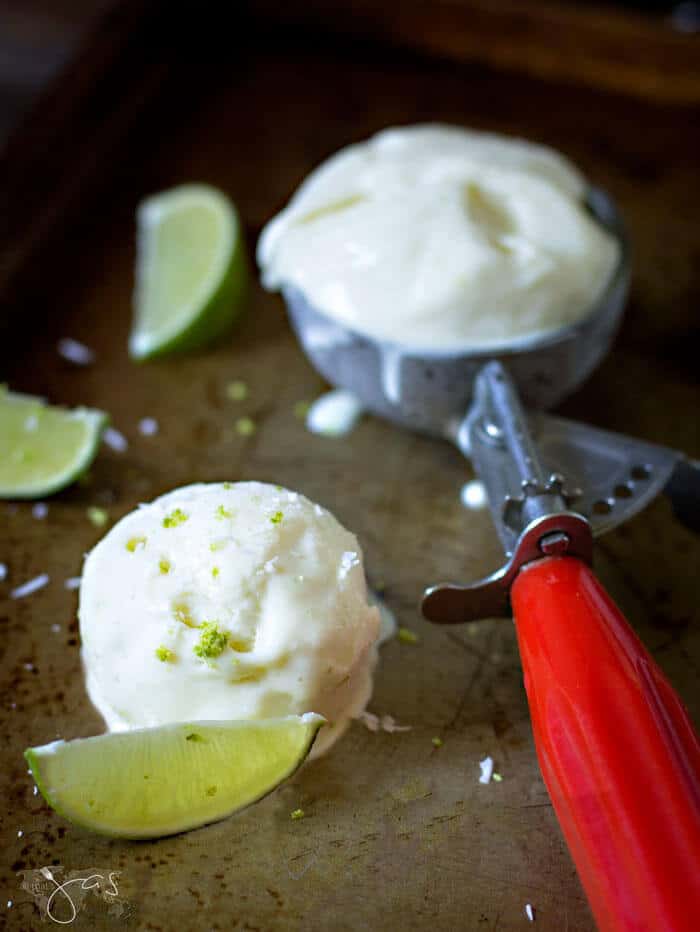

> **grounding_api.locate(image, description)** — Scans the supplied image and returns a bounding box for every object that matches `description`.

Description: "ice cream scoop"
[258,124,620,350]
[260,135,700,928]
[79,482,380,756]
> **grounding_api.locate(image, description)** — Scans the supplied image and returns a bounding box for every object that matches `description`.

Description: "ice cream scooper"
[282,188,700,931]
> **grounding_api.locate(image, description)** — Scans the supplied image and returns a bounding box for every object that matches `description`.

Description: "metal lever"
[423,362,593,625]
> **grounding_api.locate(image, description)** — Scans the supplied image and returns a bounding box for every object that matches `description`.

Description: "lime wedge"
[0,387,107,499]
[25,714,324,839]
[130,184,248,360]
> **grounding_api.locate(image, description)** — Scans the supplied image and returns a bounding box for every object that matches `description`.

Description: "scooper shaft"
[512,558,700,932]
[471,364,700,931]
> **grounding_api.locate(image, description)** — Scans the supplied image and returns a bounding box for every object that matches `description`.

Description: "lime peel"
[130,184,248,360]
[24,714,325,839]
[0,387,107,500]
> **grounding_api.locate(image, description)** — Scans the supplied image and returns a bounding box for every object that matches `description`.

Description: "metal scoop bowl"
[280,185,700,931]
[286,187,628,435]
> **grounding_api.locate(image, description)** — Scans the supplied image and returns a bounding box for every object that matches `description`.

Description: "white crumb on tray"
[138,417,159,436]
[31,503,48,520]
[10,574,50,599]
[64,577,81,591]
[306,390,363,437]
[479,755,494,784]
[357,711,411,733]
[0,563,7,581]
[57,337,95,366]
[103,427,128,452]
[460,479,487,510]
[525,903,535,921]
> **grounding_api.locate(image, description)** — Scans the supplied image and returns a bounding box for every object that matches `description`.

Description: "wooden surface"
[1,5,699,930]
[0,0,113,146]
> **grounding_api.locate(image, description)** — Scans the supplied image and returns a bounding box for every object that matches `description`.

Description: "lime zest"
[193,621,230,659]
[155,646,174,663]
[235,417,255,437]
[163,508,188,528]
[397,627,419,645]
[270,511,283,525]
[215,504,233,520]
[159,559,171,575]
[126,536,147,553]
[87,506,109,528]
[226,381,248,402]
[290,808,305,820]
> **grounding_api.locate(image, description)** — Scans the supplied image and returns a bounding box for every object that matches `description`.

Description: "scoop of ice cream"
[257,123,620,349]
[79,482,380,755]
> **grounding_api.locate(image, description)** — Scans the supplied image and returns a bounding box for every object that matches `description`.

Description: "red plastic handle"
[511,556,700,932]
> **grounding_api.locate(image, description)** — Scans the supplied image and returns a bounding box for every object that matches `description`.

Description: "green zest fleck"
[194,621,230,659]
[185,732,204,742]
[398,627,419,645]
[159,558,171,575]
[212,567,220,579]
[492,772,503,783]
[126,535,147,553]
[206,786,218,797]
[290,808,305,821]
[293,400,310,419]
[432,736,443,748]
[235,416,256,437]
[209,540,226,552]
[172,600,196,627]
[215,504,233,520]
[155,646,174,662]
[163,508,188,528]
[223,482,233,490]
[270,511,283,525]
[299,193,365,224]
[87,506,108,528]
[225,380,248,402]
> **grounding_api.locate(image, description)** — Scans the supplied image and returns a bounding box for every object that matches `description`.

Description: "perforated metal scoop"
[280,185,700,930]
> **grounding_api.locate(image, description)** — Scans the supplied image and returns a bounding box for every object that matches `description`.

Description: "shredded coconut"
[138,417,159,437]
[24,414,39,432]
[103,427,128,452]
[306,390,363,437]
[479,755,494,784]
[525,903,535,922]
[461,479,487,510]
[64,577,81,591]
[11,574,50,599]
[0,563,7,581]
[357,711,411,733]
[57,337,95,366]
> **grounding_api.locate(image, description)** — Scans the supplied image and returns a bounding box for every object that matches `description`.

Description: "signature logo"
[18,866,134,924]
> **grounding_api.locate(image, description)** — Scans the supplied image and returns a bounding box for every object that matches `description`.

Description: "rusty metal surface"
[1,20,699,932]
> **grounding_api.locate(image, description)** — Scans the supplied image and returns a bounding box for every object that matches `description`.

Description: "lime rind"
[130,184,248,360]
[0,386,108,500]
[24,714,324,839]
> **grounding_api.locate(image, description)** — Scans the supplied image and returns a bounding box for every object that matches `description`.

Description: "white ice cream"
[79,482,380,755]
[258,124,620,349]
